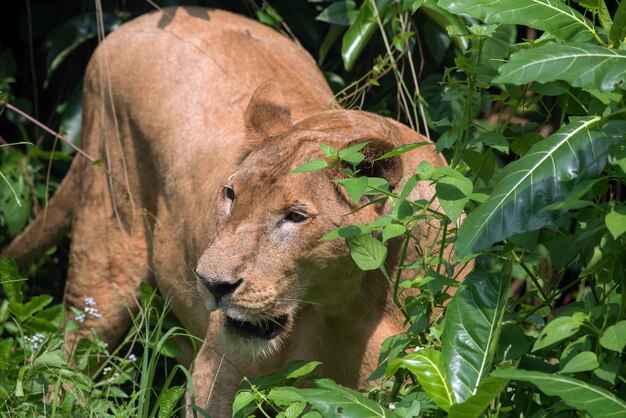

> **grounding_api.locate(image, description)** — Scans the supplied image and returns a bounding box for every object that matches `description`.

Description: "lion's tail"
[1,156,80,267]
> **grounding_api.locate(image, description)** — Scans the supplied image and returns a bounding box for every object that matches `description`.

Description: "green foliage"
[0,256,194,417]
[283,0,626,416]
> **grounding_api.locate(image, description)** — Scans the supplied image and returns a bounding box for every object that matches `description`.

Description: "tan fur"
[2,7,458,417]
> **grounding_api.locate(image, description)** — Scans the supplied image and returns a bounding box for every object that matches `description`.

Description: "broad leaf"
[10,295,54,323]
[448,377,508,418]
[347,234,387,270]
[605,206,626,239]
[439,0,596,43]
[382,224,406,242]
[561,351,599,373]
[599,320,626,353]
[268,379,399,417]
[435,172,473,224]
[387,348,454,411]
[455,118,624,258]
[494,43,626,92]
[491,369,626,418]
[533,312,587,352]
[342,177,368,202]
[441,269,510,403]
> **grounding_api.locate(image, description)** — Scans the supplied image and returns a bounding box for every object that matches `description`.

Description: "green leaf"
[435,172,473,224]
[491,369,626,418]
[382,224,406,242]
[31,351,67,373]
[0,257,24,304]
[284,402,307,418]
[157,386,185,418]
[269,379,399,417]
[342,0,394,71]
[343,176,368,202]
[232,391,256,417]
[599,320,626,353]
[448,377,508,418]
[455,118,624,258]
[439,0,596,43]
[374,142,431,161]
[533,313,587,352]
[10,295,53,323]
[610,1,626,47]
[319,143,338,159]
[561,351,599,373]
[594,358,620,384]
[317,1,358,26]
[441,269,510,403]
[494,43,626,92]
[44,13,120,82]
[605,206,626,240]
[291,159,329,173]
[387,348,454,411]
[158,337,180,358]
[321,224,369,240]
[283,360,322,380]
[347,235,387,270]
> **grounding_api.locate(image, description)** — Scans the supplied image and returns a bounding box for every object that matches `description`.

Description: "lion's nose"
[198,273,243,299]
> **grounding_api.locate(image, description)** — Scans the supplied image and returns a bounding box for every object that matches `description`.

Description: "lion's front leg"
[187,340,244,418]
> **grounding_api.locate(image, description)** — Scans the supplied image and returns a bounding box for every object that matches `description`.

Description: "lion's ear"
[244,81,292,141]
[353,140,404,191]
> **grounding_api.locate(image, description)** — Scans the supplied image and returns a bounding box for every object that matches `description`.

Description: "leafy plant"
[0,256,195,417]
[237,0,626,416]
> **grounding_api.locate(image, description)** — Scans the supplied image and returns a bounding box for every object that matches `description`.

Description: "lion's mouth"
[225,314,289,340]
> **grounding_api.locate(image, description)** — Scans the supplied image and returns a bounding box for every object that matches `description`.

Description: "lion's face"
[195,83,406,356]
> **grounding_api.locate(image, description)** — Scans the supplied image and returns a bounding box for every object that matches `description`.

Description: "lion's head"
[195,83,431,357]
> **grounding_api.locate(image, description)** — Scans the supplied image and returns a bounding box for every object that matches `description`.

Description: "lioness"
[4,7,453,416]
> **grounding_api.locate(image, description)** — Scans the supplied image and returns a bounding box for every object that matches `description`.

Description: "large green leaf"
[447,377,508,418]
[491,369,626,417]
[341,0,394,71]
[387,348,454,411]
[268,379,399,417]
[494,43,626,92]
[455,118,625,258]
[441,269,510,403]
[439,0,596,43]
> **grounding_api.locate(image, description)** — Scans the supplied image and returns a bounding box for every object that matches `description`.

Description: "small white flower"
[23,333,46,350]
[128,354,138,362]
[388,403,396,411]
[76,314,85,324]
[84,297,96,306]
[103,366,112,373]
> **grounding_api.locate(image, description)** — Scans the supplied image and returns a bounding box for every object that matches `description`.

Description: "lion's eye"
[284,211,308,223]
[224,187,235,201]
